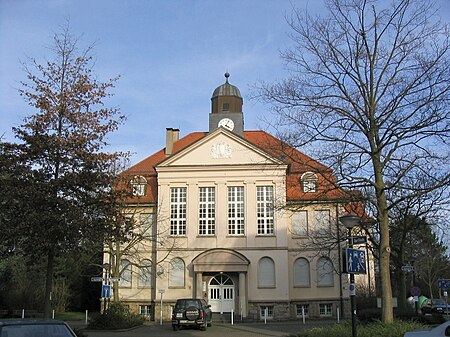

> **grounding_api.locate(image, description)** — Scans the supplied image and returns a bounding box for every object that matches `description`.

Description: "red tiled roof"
[120,130,354,204]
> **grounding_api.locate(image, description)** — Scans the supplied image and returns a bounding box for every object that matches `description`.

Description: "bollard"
[302,307,305,324]
[22,309,25,319]
[337,307,340,323]
[85,310,88,325]
[231,309,234,325]
[52,310,55,319]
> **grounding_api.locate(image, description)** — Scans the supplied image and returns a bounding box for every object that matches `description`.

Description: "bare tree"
[257,0,450,322]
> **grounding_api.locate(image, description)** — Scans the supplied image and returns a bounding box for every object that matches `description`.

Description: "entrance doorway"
[208,274,235,313]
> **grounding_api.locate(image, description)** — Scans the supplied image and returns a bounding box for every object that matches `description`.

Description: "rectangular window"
[315,210,330,235]
[296,304,309,317]
[199,187,215,235]
[257,186,274,235]
[139,213,154,235]
[292,211,308,236]
[319,303,333,316]
[139,305,151,317]
[260,306,274,318]
[228,186,245,235]
[170,187,186,236]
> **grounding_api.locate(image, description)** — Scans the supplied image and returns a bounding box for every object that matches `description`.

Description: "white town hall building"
[104,73,361,321]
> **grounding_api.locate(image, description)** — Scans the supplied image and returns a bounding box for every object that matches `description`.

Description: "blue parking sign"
[101,285,111,298]
[345,248,367,274]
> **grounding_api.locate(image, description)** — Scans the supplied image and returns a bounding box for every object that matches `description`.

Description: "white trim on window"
[228,186,245,235]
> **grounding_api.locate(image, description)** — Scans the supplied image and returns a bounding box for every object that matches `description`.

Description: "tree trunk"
[378,194,394,322]
[43,247,55,319]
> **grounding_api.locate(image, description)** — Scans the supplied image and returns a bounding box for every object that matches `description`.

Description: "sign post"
[159,289,165,325]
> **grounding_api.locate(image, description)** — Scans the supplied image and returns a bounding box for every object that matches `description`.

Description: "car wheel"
[185,306,200,321]
[200,323,207,331]
[173,324,179,331]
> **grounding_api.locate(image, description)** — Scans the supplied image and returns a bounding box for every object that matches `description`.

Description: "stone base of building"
[117,298,351,321]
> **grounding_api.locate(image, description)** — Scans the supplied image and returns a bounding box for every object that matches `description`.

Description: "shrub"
[295,320,426,337]
[88,302,144,330]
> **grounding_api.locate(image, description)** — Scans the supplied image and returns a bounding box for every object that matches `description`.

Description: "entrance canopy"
[193,249,249,273]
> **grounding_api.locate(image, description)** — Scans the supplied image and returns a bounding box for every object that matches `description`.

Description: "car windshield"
[0,323,74,337]
[432,299,447,306]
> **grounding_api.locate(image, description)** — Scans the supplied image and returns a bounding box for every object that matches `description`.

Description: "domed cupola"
[211,72,243,114]
[209,72,244,135]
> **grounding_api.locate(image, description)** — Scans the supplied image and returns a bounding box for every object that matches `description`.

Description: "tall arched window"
[139,259,152,287]
[169,258,185,288]
[294,258,310,287]
[119,259,132,287]
[258,257,275,288]
[317,257,334,287]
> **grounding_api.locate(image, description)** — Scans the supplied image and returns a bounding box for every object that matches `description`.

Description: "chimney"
[165,128,179,156]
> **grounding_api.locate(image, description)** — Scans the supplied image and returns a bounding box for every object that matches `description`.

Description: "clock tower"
[209,72,244,136]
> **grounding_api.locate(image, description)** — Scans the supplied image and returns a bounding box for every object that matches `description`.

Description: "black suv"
[172,298,212,331]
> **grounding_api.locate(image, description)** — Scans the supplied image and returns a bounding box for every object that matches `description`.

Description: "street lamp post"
[339,214,360,337]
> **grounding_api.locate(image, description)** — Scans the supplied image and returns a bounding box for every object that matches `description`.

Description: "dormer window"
[301,172,318,193]
[130,175,147,197]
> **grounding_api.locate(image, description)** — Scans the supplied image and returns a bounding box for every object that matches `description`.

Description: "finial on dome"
[224,72,230,83]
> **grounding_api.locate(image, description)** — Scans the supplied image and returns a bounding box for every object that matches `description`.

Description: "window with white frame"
[296,304,309,317]
[294,258,311,287]
[315,209,331,235]
[319,303,333,316]
[292,210,308,236]
[199,187,215,235]
[139,259,152,287]
[139,213,154,235]
[170,187,186,236]
[257,186,274,235]
[258,257,275,288]
[169,258,185,288]
[119,259,132,287]
[130,175,147,196]
[260,306,274,318]
[317,257,334,287]
[301,172,318,193]
[228,186,245,235]
[139,305,151,317]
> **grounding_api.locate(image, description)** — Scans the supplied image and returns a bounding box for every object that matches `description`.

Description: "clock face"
[218,118,235,131]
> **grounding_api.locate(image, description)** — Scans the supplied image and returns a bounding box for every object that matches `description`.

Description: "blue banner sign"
[345,248,367,274]
[101,285,111,298]
[438,279,450,288]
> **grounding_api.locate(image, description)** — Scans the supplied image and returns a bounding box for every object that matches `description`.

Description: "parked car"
[404,321,450,337]
[172,298,212,331]
[0,319,77,337]
[421,299,450,315]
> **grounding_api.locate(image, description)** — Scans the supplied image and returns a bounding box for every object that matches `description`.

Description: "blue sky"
[1,0,449,165]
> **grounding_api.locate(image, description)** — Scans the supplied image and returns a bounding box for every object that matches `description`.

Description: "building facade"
[105,74,359,321]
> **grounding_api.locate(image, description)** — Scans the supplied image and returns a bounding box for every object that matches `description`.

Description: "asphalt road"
[72,320,338,337]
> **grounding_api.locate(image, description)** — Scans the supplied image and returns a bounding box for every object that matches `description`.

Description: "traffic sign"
[438,279,450,288]
[101,285,111,298]
[90,277,104,282]
[351,236,367,245]
[401,265,415,272]
[345,248,367,274]
[410,286,421,297]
